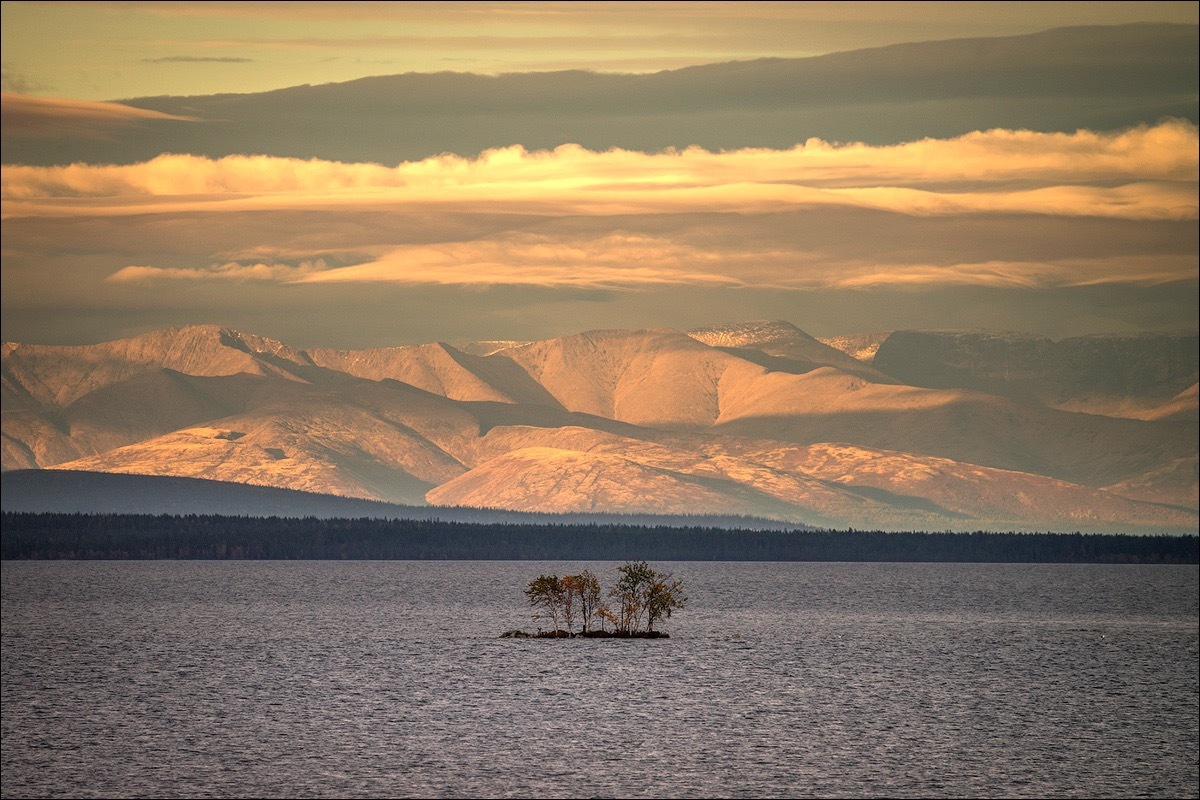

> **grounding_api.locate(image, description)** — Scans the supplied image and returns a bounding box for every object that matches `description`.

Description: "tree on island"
[610,560,687,634]
[608,560,646,634]
[645,570,687,633]
[524,573,567,634]
[563,569,603,634]
[515,561,686,638]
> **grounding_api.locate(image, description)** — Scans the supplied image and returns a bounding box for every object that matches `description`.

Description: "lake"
[2,561,1197,798]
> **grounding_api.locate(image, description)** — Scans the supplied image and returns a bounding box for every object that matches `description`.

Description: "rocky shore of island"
[500,629,670,639]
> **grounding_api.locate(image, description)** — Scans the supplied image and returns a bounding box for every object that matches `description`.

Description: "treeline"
[2,513,1196,563]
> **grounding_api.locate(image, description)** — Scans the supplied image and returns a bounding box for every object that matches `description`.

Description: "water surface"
[3,561,1197,798]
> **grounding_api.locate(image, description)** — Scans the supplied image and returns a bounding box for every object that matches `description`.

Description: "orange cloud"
[0,93,198,139]
[113,234,745,289]
[107,260,325,283]
[3,122,1195,222]
[106,231,1196,291]
[826,256,1198,290]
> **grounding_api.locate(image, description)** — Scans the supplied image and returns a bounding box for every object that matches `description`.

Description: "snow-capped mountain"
[3,322,1196,534]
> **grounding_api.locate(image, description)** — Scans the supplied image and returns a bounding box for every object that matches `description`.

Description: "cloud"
[3,123,1193,302]
[5,24,1195,167]
[3,122,1195,223]
[142,55,254,63]
[824,256,1199,290]
[111,234,744,289]
[71,2,1199,26]
[0,93,198,139]
[1,66,41,94]
[183,34,758,52]
[98,229,1197,293]
[359,246,1194,291]
[2,201,1192,346]
[107,260,325,283]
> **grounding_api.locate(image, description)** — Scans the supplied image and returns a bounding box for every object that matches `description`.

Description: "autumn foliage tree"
[561,569,603,633]
[525,574,566,633]
[610,559,653,633]
[522,562,686,637]
[645,571,687,632]
[609,560,687,633]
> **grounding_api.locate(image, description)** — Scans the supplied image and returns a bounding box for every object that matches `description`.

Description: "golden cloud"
[826,256,1198,289]
[3,122,1195,222]
[113,234,745,289]
[106,232,1195,291]
[107,260,326,283]
[10,122,1197,293]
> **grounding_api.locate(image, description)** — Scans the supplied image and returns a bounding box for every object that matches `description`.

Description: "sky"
[1,1,1197,348]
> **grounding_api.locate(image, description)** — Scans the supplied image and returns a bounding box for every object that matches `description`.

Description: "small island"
[502,561,686,639]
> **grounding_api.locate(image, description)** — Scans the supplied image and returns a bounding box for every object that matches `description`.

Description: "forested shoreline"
[2,513,1196,563]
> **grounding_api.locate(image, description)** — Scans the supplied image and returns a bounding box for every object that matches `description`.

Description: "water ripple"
[3,561,1197,799]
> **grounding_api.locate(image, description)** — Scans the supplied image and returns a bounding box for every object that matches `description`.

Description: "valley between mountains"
[3,321,1196,534]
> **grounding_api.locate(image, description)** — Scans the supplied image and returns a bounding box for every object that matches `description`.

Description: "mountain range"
[3,321,1196,534]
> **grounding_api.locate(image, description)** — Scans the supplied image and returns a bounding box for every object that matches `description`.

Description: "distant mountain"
[688,320,890,381]
[3,322,1196,534]
[0,469,803,530]
[818,332,892,363]
[306,342,561,407]
[453,340,532,358]
[0,469,448,519]
[872,329,1199,418]
[427,440,895,530]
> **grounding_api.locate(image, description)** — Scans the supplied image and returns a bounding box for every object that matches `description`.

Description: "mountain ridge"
[872,328,1199,416]
[3,321,1195,534]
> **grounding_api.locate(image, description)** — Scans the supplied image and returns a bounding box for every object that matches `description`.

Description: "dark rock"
[510,629,671,639]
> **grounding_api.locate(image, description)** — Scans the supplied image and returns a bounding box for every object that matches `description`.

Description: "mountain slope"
[306,341,565,408]
[442,424,1196,533]
[818,332,892,363]
[712,365,1195,491]
[872,329,1199,417]
[688,320,891,381]
[427,445,886,528]
[498,328,761,428]
[4,321,1196,533]
[2,368,275,470]
[48,377,482,505]
[1,325,321,408]
[0,469,807,529]
[746,442,1197,532]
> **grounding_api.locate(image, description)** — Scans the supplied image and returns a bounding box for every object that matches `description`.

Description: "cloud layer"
[5,24,1195,167]
[0,93,198,139]
[1,22,1194,348]
[4,122,1195,295]
[5,121,1195,225]
[6,4,1194,106]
